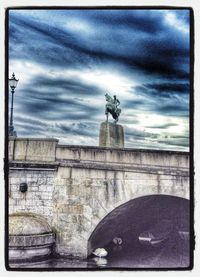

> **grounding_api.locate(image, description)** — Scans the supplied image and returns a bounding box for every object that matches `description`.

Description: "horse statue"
[105,93,121,123]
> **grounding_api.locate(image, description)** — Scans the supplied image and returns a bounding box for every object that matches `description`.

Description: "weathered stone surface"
[9,245,53,262]
[99,122,124,148]
[9,169,55,221]
[9,213,52,235]
[9,233,55,247]
[8,139,15,160]
[9,213,55,262]
[9,138,58,162]
[8,139,190,258]
[56,145,189,168]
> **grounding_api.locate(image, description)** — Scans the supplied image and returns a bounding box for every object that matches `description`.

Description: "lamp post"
[9,73,19,137]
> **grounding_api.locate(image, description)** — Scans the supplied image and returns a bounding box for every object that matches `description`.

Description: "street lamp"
[9,72,19,137]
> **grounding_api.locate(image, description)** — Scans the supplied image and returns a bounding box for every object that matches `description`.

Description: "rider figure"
[113,95,120,113]
[105,93,121,123]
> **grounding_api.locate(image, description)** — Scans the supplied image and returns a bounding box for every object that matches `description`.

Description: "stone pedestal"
[99,122,124,148]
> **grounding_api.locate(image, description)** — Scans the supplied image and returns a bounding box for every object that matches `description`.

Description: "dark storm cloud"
[125,126,152,138]
[9,14,95,70]
[9,10,189,79]
[9,9,190,150]
[15,120,99,139]
[56,122,99,137]
[83,10,165,33]
[123,90,188,117]
[158,138,189,147]
[155,103,189,116]
[138,82,190,94]
[14,115,48,128]
[83,10,190,79]
[18,129,44,137]
[31,76,103,96]
[123,99,145,109]
[16,89,100,121]
[124,81,189,117]
[146,123,178,129]
[14,74,103,122]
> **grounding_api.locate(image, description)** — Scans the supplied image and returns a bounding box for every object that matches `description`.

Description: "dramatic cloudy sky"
[8,9,190,151]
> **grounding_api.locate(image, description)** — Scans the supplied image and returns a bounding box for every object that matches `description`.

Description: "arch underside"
[88,195,190,268]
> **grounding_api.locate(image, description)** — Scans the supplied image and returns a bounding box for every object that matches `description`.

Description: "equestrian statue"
[105,93,121,124]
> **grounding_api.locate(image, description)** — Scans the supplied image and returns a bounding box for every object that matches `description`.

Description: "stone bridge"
[8,138,190,258]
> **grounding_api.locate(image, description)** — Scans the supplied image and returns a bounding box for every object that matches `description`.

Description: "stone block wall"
[9,138,58,162]
[9,169,56,225]
[51,166,189,258]
[8,139,190,258]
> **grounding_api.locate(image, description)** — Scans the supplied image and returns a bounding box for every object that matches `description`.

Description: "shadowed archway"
[87,194,190,268]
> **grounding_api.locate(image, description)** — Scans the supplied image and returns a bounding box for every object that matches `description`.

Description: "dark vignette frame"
[4,5,194,272]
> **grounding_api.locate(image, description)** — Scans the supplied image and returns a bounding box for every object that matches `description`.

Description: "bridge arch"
[85,173,189,251]
[87,194,189,266]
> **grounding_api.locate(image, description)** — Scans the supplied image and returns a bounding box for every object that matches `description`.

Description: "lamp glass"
[9,76,18,89]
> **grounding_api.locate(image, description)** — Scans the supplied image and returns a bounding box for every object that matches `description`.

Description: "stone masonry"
[8,138,190,258]
[99,122,124,148]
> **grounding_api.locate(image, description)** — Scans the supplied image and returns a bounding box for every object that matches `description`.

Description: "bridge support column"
[53,206,89,258]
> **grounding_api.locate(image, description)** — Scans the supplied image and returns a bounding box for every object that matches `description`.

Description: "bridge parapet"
[9,139,189,170]
[56,145,189,171]
[9,138,58,162]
